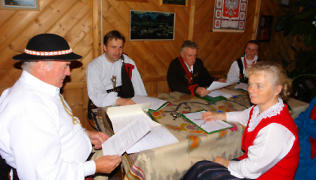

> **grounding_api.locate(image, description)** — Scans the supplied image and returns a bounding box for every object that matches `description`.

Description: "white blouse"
[226,98,295,179]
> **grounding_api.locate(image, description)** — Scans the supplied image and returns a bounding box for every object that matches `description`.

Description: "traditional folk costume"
[183,98,300,180]
[167,57,214,96]
[0,33,101,180]
[226,56,258,83]
[294,97,316,180]
[86,54,147,107]
[0,71,95,179]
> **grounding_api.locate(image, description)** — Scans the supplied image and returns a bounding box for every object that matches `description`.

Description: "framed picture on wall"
[0,0,38,10]
[257,15,273,42]
[130,10,175,40]
[161,0,186,6]
[212,0,248,32]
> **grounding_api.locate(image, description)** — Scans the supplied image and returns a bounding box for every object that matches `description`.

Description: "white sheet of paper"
[234,82,248,91]
[132,96,168,111]
[126,126,179,154]
[183,111,232,133]
[207,81,233,91]
[207,89,240,98]
[107,103,159,132]
[106,103,179,154]
[102,118,151,155]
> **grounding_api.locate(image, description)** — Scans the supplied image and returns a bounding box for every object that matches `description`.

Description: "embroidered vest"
[237,58,259,83]
[238,104,300,180]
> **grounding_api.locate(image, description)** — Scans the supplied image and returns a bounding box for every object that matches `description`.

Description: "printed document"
[207,81,233,91]
[182,111,232,134]
[105,104,179,154]
[102,118,150,155]
[132,96,169,111]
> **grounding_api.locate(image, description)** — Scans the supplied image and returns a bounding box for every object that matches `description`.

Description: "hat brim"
[13,52,82,61]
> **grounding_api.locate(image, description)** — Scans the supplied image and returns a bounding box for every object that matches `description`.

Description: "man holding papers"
[0,34,121,180]
[167,40,214,97]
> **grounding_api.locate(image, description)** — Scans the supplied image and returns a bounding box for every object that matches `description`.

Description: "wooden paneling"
[94,0,191,97]
[259,0,294,65]
[0,0,266,129]
[0,0,93,129]
[193,0,261,78]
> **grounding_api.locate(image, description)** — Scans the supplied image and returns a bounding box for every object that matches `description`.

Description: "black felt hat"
[13,33,82,61]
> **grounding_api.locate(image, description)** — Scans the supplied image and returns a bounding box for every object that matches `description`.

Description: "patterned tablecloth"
[120,91,252,180]
[96,89,308,180]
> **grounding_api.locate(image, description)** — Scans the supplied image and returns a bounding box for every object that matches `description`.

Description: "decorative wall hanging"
[213,0,248,32]
[161,0,186,6]
[0,0,38,10]
[130,10,175,40]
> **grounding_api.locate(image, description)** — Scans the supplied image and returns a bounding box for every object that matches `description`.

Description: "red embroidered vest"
[238,104,300,180]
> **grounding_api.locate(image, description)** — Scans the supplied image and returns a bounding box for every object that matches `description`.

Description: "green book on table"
[181,111,233,134]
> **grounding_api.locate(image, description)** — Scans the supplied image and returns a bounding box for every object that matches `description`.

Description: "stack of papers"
[234,82,248,91]
[181,111,232,134]
[207,89,240,98]
[207,81,233,91]
[102,104,178,155]
[132,96,169,111]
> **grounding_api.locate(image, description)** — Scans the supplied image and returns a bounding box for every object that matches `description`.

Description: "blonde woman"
[183,61,300,180]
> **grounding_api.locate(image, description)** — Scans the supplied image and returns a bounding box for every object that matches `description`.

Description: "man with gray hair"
[0,33,121,180]
[167,40,214,97]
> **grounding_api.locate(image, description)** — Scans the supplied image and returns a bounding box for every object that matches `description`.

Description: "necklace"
[59,94,81,125]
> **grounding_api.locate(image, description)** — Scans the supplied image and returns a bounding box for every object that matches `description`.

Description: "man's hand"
[195,87,210,97]
[202,111,226,122]
[214,156,229,168]
[85,130,109,149]
[116,97,136,106]
[95,155,122,174]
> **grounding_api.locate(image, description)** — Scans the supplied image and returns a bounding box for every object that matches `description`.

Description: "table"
[96,90,308,180]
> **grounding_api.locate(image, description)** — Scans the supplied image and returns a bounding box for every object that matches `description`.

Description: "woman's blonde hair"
[246,61,291,100]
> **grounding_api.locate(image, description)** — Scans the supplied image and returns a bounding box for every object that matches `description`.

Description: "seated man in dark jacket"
[167,40,214,97]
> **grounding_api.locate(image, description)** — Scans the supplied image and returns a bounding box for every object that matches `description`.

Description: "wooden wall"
[0,0,264,129]
[259,0,295,68]
[194,0,261,76]
[0,0,94,128]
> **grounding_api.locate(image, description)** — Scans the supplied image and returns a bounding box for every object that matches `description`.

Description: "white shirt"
[86,54,147,107]
[226,56,258,83]
[226,98,295,179]
[0,71,95,180]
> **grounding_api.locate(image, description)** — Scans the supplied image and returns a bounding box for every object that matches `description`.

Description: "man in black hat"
[0,33,121,179]
[86,30,147,108]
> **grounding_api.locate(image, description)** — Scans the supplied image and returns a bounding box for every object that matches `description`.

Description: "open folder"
[102,103,178,155]
[181,111,232,134]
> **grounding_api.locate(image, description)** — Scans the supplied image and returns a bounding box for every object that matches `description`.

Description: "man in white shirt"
[0,33,121,180]
[86,30,147,108]
[226,40,259,83]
